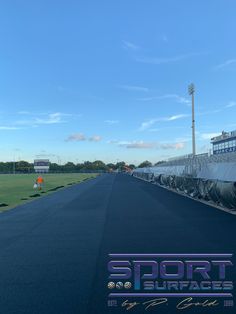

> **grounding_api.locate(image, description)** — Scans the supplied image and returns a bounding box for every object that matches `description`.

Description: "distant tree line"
[0,161,34,173]
[137,160,166,168]
[0,160,135,173]
[0,159,166,173]
[49,161,136,173]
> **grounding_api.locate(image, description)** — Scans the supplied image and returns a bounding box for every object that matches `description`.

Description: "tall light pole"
[13,157,15,174]
[188,83,196,156]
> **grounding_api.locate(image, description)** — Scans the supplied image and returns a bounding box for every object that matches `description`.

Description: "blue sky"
[1,0,236,165]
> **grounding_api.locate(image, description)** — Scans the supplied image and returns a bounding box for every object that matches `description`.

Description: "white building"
[211,130,236,154]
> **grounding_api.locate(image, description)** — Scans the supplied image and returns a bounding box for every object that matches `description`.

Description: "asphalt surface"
[0,173,235,314]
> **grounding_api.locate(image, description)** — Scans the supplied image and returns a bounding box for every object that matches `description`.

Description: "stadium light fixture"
[188,83,195,95]
[188,83,196,156]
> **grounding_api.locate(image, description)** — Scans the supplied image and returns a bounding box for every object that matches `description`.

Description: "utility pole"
[188,83,196,156]
[13,158,15,174]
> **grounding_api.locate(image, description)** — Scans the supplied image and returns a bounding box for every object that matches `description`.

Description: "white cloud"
[139,114,189,131]
[214,59,236,70]
[118,85,149,92]
[16,112,73,126]
[66,134,102,142]
[122,40,140,50]
[198,101,236,117]
[105,120,119,125]
[138,94,190,105]
[135,52,204,65]
[226,101,236,108]
[0,126,22,130]
[35,112,69,125]
[160,142,185,150]
[89,135,102,142]
[111,140,185,150]
[162,94,190,105]
[200,133,220,140]
[66,133,86,142]
[119,141,157,149]
[166,114,189,121]
[139,119,158,131]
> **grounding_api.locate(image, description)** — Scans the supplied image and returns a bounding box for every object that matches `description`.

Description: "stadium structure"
[132,130,236,210]
[211,130,236,154]
[34,159,50,173]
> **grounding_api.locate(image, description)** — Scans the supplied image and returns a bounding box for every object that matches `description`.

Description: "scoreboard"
[34,159,50,173]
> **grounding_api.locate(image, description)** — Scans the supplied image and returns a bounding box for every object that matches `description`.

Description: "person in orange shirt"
[36,176,44,190]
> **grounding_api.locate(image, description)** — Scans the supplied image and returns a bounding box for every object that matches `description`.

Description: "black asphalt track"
[0,173,235,314]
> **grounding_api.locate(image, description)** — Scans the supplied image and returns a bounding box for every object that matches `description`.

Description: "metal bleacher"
[157,152,236,177]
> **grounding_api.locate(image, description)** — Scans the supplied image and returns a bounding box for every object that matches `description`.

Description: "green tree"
[154,161,166,166]
[106,163,116,170]
[115,161,126,171]
[128,164,136,170]
[138,160,152,168]
[92,160,107,171]
[50,163,61,172]
[63,162,76,172]
[16,161,33,173]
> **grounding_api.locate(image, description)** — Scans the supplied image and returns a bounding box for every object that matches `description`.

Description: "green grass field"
[0,173,98,211]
